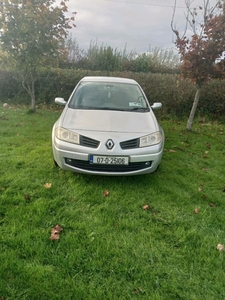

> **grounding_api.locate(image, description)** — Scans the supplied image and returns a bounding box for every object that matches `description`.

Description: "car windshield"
[68,81,149,112]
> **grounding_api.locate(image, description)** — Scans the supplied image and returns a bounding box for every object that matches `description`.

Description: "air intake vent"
[80,136,100,148]
[120,138,139,150]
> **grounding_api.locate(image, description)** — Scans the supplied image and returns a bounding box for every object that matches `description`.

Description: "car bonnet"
[62,108,158,134]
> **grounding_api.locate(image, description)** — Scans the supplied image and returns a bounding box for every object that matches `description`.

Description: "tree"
[63,34,85,67]
[0,0,76,111]
[85,40,121,71]
[133,47,180,73]
[171,0,225,129]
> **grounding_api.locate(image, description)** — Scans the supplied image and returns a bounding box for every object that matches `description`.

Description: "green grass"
[0,106,225,300]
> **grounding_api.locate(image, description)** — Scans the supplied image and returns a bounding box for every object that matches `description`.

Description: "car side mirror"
[151,102,162,110]
[55,97,67,106]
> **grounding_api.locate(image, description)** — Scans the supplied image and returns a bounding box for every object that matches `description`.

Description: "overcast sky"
[66,0,219,54]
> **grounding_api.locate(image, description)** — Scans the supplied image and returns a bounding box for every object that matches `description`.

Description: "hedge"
[0,68,225,118]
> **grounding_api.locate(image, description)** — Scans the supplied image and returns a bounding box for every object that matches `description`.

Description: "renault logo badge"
[106,139,114,150]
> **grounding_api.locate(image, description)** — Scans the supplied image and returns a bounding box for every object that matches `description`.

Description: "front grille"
[80,135,100,148]
[120,138,139,150]
[65,159,152,173]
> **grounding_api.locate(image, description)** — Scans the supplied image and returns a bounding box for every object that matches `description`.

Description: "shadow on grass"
[69,165,162,189]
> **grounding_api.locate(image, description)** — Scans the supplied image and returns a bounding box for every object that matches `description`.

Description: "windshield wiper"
[129,107,148,112]
[97,107,126,111]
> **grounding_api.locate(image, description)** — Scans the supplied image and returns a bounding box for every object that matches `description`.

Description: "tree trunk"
[31,92,36,112]
[22,74,36,112]
[30,78,36,112]
[186,87,201,130]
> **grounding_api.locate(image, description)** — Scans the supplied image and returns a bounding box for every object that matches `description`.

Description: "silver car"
[52,76,164,176]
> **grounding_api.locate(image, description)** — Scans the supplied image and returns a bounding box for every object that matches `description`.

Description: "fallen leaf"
[103,190,109,196]
[194,208,199,214]
[169,150,176,153]
[198,187,202,192]
[143,205,150,210]
[24,194,31,200]
[49,224,63,241]
[1,187,5,191]
[133,287,145,295]
[54,224,63,232]
[134,289,139,295]
[50,231,60,241]
[206,142,211,149]
[44,183,52,189]
[217,244,225,252]
[209,202,215,207]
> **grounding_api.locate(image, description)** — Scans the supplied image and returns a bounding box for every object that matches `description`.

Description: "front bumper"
[52,136,164,176]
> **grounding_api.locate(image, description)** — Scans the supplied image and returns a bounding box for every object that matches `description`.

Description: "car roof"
[80,76,138,85]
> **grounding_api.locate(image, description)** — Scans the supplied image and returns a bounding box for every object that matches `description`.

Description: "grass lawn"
[0,105,225,300]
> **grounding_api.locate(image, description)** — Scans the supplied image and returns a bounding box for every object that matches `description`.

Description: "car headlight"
[55,127,80,144]
[139,132,162,147]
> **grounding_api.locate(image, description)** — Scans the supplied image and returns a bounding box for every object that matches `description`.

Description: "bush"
[1,68,225,119]
[0,70,23,100]
[199,80,225,117]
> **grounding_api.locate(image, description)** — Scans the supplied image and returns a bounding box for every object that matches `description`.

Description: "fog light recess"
[66,158,72,163]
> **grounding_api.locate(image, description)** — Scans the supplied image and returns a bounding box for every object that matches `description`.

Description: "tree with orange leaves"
[171,0,225,129]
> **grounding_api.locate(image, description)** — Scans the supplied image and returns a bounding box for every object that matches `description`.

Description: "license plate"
[90,155,129,165]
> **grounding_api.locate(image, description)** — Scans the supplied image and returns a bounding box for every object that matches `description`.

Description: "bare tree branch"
[171,0,189,41]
